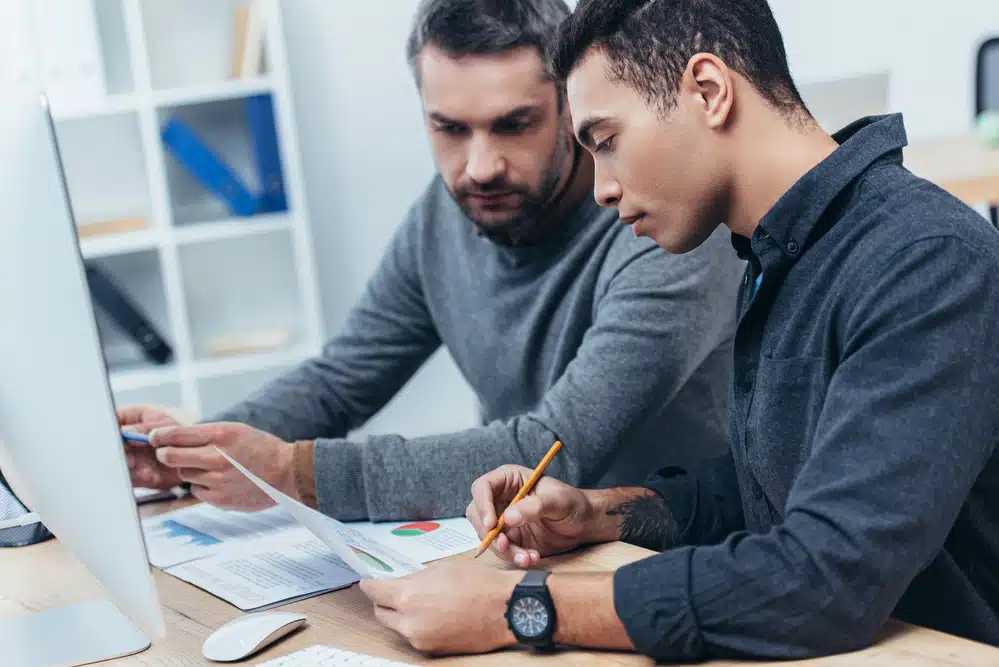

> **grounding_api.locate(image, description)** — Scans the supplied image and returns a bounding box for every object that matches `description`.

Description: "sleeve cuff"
[613,548,704,661]
[292,440,318,509]
[313,438,369,521]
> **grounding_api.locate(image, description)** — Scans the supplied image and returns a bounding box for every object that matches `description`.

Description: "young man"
[358,0,999,660]
[120,0,742,521]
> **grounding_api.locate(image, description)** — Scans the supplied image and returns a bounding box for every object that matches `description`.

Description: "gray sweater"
[216,178,744,520]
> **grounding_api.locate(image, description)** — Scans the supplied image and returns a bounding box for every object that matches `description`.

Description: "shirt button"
[787,241,800,255]
[739,378,753,394]
[753,484,764,499]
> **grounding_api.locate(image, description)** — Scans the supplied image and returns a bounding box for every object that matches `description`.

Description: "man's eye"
[435,124,467,136]
[594,136,614,153]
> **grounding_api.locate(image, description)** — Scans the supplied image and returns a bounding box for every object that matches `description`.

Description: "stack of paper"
[140,453,480,611]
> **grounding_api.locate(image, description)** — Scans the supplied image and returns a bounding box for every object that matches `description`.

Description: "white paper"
[216,448,422,579]
[142,504,295,568]
[344,517,479,565]
[165,526,360,611]
[138,453,479,610]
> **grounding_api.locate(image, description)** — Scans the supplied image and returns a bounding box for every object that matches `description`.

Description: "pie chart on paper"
[391,522,441,537]
[351,547,394,573]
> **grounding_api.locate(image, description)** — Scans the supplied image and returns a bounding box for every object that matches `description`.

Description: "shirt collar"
[731,113,909,263]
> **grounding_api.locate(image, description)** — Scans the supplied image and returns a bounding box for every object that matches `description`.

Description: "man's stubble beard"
[456,128,578,247]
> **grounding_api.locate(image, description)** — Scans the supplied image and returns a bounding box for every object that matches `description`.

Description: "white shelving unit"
[41,0,323,417]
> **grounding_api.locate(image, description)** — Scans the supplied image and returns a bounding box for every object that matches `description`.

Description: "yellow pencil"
[474,440,563,558]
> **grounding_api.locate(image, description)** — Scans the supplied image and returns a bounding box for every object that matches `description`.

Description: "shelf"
[48,80,272,122]
[196,344,313,380]
[113,382,184,411]
[38,0,323,421]
[153,77,273,109]
[172,213,291,246]
[48,79,274,121]
[80,228,163,260]
[109,363,180,393]
[51,94,138,122]
[198,366,293,418]
[54,113,152,228]
[178,224,305,360]
[77,215,292,258]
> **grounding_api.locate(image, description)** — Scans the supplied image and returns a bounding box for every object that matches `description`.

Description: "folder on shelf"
[245,93,287,213]
[85,263,173,366]
[232,1,265,79]
[161,118,258,217]
[76,217,147,239]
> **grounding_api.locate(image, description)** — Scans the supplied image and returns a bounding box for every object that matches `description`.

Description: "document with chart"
[141,470,479,611]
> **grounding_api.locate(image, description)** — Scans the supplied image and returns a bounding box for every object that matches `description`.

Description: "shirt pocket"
[746,356,829,518]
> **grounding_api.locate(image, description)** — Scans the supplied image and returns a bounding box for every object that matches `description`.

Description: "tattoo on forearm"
[607,492,680,552]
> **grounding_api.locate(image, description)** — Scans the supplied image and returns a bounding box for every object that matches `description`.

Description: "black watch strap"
[519,569,549,588]
[507,570,556,650]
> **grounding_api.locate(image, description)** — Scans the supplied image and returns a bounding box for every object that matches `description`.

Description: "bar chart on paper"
[142,504,296,568]
[151,519,221,547]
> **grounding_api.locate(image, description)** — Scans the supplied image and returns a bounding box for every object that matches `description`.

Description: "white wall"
[279,0,999,437]
[773,1,999,138]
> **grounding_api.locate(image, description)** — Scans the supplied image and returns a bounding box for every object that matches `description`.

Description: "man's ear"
[684,53,734,129]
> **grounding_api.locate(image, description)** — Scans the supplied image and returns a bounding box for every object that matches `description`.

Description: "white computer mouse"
[202,611,307,662]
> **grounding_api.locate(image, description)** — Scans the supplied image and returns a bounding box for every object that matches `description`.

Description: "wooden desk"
[2,501,999,666]
[904,134,999,207]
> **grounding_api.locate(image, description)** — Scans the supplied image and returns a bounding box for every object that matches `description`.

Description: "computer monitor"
[0,93,165,665]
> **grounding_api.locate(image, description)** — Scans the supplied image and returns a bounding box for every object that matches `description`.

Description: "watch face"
[510,594,550,639]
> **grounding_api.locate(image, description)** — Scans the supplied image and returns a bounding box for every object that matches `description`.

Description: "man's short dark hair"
[551,0,809,120]
[407,0,571,82]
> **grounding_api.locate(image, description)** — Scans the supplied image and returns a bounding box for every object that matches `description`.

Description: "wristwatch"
[505,570,557,650]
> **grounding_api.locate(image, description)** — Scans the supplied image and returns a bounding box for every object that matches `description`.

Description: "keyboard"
[259,645,418,666]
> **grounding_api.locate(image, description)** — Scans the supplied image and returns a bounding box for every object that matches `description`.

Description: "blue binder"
[244,94,288,213]
[161,118,258,217]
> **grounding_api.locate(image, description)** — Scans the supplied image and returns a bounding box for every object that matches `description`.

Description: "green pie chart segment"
[351,547,393,572]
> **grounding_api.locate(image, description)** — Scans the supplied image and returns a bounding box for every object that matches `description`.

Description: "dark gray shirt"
[217,180,744,520]
[614,114,999,661]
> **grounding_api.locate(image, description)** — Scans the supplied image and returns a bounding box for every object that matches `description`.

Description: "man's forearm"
[585,487,681,551]
[540,485,693,655]
[548,572,634,651]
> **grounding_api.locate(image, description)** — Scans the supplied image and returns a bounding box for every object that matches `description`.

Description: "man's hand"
[118,405,183,490]
[465,464,621,568]
[149,422,298,511]
[359,561,521,655]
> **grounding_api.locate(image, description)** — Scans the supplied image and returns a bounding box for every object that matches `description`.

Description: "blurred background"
[2,0,998,441]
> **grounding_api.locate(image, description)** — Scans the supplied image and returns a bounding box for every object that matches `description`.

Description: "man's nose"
[594,161,622,207]
[465,135,506,185]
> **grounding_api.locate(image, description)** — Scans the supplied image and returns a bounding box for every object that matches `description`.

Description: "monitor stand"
[0,600,150,667]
